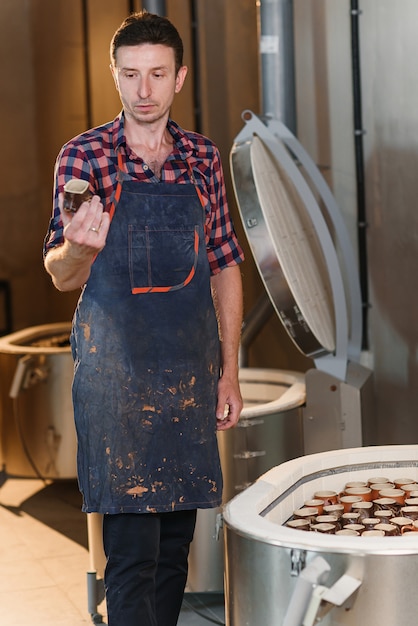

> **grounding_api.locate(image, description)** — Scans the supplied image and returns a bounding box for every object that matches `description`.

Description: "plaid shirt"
[44,113,244,274]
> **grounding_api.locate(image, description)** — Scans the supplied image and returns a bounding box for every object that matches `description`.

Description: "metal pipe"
[142,0,166,15]
[350,1,369,350]
[258,0,296,132]
[239,0,297,366]
[81,0,93,130]
[190,0,202,133]
[239,293,274,367]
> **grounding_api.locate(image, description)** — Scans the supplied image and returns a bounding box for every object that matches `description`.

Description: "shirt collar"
[112,111,195,161]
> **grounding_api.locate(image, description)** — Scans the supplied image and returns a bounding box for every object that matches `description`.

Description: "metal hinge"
[290,548,307,577]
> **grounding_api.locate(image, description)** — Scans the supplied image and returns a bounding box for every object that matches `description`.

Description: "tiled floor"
[0,474,225,626]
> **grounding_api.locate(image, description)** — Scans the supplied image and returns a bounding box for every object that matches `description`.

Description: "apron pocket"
[128,225,199,293]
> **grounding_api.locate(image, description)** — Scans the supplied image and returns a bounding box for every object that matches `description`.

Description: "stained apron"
[70,157,222,514]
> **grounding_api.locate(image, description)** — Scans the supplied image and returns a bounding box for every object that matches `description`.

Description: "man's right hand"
[44,193,111,291]
[60,192,110,252]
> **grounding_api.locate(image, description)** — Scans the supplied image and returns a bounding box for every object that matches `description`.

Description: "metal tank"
[0,322,76,479]
[218,367,305,503]
[186,366,306,593]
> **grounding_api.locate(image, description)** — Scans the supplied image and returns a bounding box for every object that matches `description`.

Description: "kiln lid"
[230,111,362,381]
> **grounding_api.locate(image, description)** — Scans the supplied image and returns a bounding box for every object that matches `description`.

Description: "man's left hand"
[215,373,243,431]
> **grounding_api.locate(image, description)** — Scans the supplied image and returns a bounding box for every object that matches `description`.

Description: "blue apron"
[70,153,222,514]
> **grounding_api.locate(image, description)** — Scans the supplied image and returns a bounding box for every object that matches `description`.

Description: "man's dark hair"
[110,11,184,74]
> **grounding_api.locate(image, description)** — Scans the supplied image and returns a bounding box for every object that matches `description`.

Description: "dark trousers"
[103,509,197,626]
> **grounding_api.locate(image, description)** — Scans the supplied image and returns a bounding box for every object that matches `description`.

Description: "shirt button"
[143,164,149,171]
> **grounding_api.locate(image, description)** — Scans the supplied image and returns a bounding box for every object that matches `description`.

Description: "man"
[43,11,244,626]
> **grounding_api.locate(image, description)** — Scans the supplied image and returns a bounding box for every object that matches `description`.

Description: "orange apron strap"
[108,151,124,222]
[91,150,123,265]
[187,161,205,209]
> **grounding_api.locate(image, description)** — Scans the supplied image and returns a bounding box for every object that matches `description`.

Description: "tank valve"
[9,355,49,398]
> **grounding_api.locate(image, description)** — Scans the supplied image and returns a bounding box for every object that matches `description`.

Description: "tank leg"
[87,571,106,624]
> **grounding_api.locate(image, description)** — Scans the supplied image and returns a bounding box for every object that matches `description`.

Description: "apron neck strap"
[106,151,124,222]
[187,162,205,209]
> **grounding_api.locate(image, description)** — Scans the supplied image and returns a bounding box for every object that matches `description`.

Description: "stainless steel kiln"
[0,322,76,479]
[223,445,418,625]
[187,367,306,593]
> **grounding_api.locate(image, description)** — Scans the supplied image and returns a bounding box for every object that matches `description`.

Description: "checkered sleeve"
[205,146,245,274]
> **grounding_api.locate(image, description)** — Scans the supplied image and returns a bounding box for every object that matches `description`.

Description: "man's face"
[111,43,187,126]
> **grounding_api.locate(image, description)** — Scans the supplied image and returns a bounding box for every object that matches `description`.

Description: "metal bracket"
[215,512,224,541]
[87,571,106,624]
[283,556,362,626]
[233,450,266,459]
[290,548,307,577]
[303,575,362,626]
